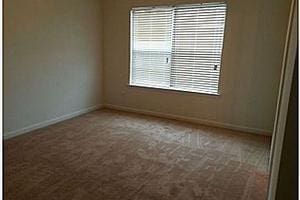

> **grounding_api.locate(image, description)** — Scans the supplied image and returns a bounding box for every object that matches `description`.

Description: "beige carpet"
[4,109,271,200]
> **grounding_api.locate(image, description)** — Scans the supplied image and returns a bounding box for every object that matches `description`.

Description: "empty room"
[3,0,297,200]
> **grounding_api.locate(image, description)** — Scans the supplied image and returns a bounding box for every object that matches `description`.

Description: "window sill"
[128,84,220,97]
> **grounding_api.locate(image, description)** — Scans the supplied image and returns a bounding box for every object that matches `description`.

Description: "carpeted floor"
[4,109,271,200]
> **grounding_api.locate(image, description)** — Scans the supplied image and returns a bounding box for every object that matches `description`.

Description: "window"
[130,2,227,95]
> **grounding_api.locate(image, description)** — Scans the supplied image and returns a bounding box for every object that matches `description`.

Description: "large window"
[130,2,227,95]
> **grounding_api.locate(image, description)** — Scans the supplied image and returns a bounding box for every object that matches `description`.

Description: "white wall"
[102,0,292,135]
[4,0,103,137]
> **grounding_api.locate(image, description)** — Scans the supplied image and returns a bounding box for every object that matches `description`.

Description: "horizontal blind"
[130,3,226,95]
[130,8,173,88]
[170,3,226,94]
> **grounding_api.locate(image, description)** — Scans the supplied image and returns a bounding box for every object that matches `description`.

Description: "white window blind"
[130,2,227,95]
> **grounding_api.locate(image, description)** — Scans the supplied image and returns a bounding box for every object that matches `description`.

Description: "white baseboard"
[4,104,103,140]
[104,104,272,136]
[4,103,271,140]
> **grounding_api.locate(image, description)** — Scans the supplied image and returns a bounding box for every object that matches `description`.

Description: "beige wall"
[4,0,103,136]
[103,0,291,134]
[4,0,292,137]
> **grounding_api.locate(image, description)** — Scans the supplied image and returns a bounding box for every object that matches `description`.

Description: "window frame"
[129,2,228,96]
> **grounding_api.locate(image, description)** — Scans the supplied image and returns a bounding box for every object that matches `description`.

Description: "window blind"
[130,8,173,87]
[130,2,227,95]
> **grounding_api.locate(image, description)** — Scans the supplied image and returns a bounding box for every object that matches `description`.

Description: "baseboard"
[104,104,272,136]
[4,104,103,140]
[4,103,271,140]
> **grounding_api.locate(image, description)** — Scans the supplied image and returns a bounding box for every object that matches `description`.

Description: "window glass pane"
[131,9,173,87]
[170,4,226,94]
